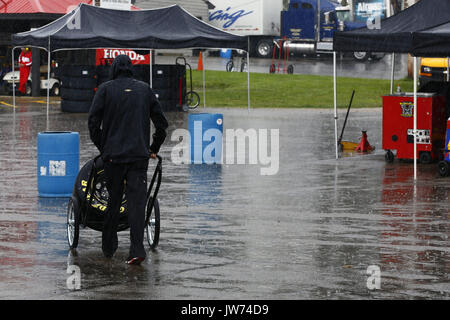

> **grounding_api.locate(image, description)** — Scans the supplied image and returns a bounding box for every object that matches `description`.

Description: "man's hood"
[110,54,133,80]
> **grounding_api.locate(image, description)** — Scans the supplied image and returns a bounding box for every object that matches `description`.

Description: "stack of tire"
[95,63,111,87]
[151,64,186,112]
[58,65,97,113]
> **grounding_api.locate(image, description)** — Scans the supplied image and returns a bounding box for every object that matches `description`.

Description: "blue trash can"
[220,49,232,59]
[37,131,79,197]
[188,113,223,164]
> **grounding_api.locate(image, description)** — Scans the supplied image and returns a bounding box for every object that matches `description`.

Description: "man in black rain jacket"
[88,54,168,265]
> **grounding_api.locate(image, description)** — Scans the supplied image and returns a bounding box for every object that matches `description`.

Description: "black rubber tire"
[226,60,234,72]
[186,91,200,109]
[240,61,247,73]
[146,197,160,250]
[353,51,370,61]
[50,83,60,96]
[67,197,80,249]
[438,161,450,177]
[60,76,97,89]
[385,150,394,163]
[61,87,95,101]
[57,65,96,78]
[61,99,92,113]
[152,77,176,89]
[419,151,432,164]
[287,65,294,74]
[255,39,273,58]
[269,64,276,74]
[153,89,173,101]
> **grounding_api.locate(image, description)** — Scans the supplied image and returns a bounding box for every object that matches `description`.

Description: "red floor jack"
[355,131,375,152]
[269,39,294,74]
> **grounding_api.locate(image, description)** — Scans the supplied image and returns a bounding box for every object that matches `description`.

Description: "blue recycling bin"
[37,131,79,197]
[188,113,223,164]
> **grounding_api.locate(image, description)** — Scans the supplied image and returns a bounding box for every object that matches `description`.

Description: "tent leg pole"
[12,48,15,111]
[247,50,250,112]
[202,51,206,108]
[333,51,338,160]
[447,57,449,82]
[149,50,153,88]
[47,46,50,131]
[390,52,395,94]
[414,56,418,181]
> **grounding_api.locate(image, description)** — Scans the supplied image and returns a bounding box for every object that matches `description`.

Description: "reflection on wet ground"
[0,98,448,299]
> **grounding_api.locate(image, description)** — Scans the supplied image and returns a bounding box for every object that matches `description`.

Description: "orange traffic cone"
[355,130,374,153]
[197,51,203,71]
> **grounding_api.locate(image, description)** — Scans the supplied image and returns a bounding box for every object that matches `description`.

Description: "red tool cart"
[382,92,447,163]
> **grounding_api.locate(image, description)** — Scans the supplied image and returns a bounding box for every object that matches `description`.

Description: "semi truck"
[207,0,387,60]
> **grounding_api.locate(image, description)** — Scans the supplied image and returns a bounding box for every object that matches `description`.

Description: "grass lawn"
[190,70,414,109]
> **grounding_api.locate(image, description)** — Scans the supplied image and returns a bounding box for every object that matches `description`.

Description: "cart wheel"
[67,197,80,249]
[438,161,450,177]
[146,197,160,250]
[226,60,234,72]
[287,65,294,74]
[419,151,432,164]
[269,64,276,74]
[186,91,200,109]
[385,150,394,163]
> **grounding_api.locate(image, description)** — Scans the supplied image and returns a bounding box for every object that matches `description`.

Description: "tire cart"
[175,57,200,111]
[67,155,162,250]
[269,39,294,74]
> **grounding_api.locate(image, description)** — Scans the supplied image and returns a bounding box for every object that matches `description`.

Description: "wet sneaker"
[126,257,145,265]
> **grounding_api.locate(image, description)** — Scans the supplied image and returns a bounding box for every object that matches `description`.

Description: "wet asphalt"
[0,96,448,300]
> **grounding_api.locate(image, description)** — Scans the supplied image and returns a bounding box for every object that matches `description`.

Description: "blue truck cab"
[280,0,374,60]
[281,0,342,41]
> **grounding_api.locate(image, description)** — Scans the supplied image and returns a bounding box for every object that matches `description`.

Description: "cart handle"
[145,156,162,227]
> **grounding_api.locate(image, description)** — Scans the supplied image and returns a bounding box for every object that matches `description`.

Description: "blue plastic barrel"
[188,113,223,164]
[220,49,232,59]
[37,132,79,197]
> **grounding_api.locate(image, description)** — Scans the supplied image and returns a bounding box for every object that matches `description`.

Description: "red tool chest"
[382,93,447,163]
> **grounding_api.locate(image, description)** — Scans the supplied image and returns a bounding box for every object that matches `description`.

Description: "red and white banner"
[96,49,150,65]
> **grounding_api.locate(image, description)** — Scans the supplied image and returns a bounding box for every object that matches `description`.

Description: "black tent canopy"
[12,3,248,51]
[10,3,251,118]
[331,0,450,180]
[333,0,450,53]
[413,21,450,57]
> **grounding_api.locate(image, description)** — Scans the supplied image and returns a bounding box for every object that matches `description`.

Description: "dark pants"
[102,159,149,259]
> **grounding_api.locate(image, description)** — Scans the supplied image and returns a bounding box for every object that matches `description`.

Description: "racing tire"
[67,197,80,249]
[146,197,160,250]
[60,76,97,90]
[61,99,92,113]
[61,87,95,101]
[57,65,96,78]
